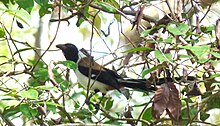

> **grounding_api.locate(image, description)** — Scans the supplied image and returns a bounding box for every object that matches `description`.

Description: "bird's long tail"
[118,79,156,92]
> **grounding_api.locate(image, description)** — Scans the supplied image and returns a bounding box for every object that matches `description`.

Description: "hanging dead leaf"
[166,83,181,121]
[215,19,220,49]
[131,5,145,30]
[152,82,181,121]
[152,83,170,119]
[186,81,202,97]
[196,16,201,34]
[123,52,133,65]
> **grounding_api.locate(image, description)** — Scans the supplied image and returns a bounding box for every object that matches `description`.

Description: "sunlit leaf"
[20,89,39,100]
[6,9,31,26]
[38,101,63,107]
[210,52,220,58]
[57,60,77,70]
[211,83,220,87]
[0,27,5,38]
[167,23,189,35]
[155,50,173,63]
[201,25,215,33]
[35,85,55,90]
[180,45,210,63]
[94,14,101,30]
[140,29,152,37]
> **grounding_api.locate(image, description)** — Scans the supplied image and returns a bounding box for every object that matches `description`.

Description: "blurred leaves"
[20,104,38,119]
[167,23,189,36]
[180,45,210,63]
[96,1,117,13]
[20,89,39,100]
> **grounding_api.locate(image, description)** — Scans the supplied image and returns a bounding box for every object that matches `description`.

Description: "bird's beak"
[56,44,65,50]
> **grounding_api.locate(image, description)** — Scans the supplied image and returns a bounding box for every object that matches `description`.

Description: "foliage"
[1,0,220,126]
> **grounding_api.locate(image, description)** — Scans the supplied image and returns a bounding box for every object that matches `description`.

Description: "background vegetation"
[1,0,220,125]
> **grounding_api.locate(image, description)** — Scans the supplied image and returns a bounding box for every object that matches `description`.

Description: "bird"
[56,43,155,95]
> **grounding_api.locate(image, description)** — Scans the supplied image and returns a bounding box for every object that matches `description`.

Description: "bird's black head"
[56,43,79,62]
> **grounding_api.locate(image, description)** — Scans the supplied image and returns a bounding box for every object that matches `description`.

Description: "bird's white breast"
[75,69,111,94]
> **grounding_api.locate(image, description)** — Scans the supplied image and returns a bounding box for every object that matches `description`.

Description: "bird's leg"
[94,93,105,110]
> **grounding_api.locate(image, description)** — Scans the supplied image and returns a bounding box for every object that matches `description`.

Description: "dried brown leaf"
[216,19,220,49]
[166,83,181,121]
[196,16,201,34]
[152,83,170,119]
[123,52,133,65]
[186,81,202,97]
[131,5,145,30]
[152,83,181,121]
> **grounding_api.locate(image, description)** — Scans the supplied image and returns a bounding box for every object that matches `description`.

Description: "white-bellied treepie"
[56,43,155,101]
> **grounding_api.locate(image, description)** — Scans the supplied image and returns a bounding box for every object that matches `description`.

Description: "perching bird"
[56,43,155,94]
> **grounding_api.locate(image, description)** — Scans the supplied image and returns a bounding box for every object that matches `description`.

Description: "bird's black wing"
[78,66,121,91]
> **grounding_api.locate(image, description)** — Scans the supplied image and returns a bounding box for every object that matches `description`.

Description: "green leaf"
[211,83,220,87]
[179,54,192,59]
[106,0,120,21]
[3,106,20,118]
[167,23,189,36]
[142,64,163,78]
[20,89,39,100]
[36,85,55,90]
[180,45,210,63]
[6,9,31,26]
[200,112,210,121]
[39,4,52,17]
[34,0,48,6]
[38,101,63,107]
[58,60,77,70]
[114,14,121,22]
[210,73,220,79]
[140,29,152,37]
[210,52,220,58]
[96,2,117,13]
[164,37,173,44]
[123,47,153,53]
[142,107,153,121]
[0,27,5,38]
[1,0,10,8]
[32,67,49,83]
[200,25,214,33]
[16,0,34,13]
[105,99,113,110]
[155,50,173,63]
[94,14,101,30]
[63,0,75,6]
[20,104,38,119]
